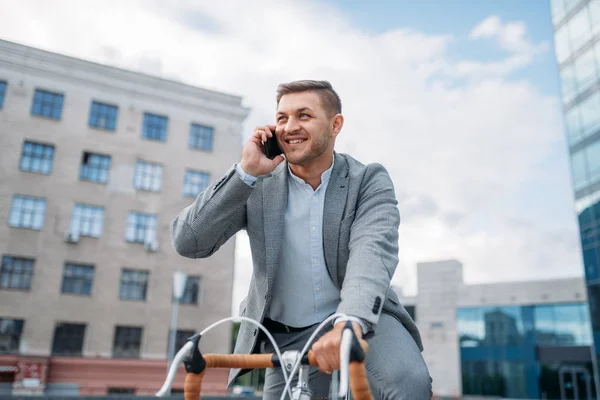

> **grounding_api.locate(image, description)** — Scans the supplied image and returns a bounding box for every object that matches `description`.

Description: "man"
[171,80,432,399]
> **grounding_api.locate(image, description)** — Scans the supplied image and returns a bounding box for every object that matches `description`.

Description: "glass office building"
[458,303,594,398]
[551,0,600,392]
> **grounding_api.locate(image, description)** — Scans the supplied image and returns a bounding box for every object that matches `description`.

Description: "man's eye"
[300,113,310,118]
[277,116,287,122]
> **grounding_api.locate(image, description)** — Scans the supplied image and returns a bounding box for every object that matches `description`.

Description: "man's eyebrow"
[276,107,314,116]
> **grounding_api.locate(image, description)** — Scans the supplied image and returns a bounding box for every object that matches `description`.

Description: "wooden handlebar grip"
[203,353,274,369]
[184,372,204,400]
[349,362,374,400]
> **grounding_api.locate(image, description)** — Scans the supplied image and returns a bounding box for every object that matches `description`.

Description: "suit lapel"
[263,163,288,290]
[323,153,349,289]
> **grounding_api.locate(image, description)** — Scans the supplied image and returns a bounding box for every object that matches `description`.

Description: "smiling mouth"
[286,139,307,144]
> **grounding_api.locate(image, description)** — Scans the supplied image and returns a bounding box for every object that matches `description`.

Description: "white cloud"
[0,0,582,317]
[469,15,543,54]
[461,16,549,78]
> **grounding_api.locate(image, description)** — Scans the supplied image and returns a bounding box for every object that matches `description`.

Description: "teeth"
[288,139,305,144]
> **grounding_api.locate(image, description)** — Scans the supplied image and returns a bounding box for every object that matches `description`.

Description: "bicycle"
[156,313,374,400]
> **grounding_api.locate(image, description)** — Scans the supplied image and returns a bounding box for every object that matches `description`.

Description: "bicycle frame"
[156,320,373,400]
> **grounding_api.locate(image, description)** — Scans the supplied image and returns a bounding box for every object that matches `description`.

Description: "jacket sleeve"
[170,165,255,259]
[336,163,400,328]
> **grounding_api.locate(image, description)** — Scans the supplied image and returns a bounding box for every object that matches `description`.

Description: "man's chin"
[284,152,309,166]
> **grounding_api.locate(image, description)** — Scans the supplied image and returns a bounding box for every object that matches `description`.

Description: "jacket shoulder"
[337,153,391,180]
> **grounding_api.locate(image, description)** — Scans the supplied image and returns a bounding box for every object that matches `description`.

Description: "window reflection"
[534,304,592,346]
[579,92,600,139]
[462,360,527,398]
[569,6,593,53]
[574,47,598,95]
[458,306,524,347]
[555,24,571,65]
[587,140,600,185]
[458,304,593,348]
[561,62,577,104]
[571,150,587,190]
[590,0,600,35]
[588,283,600,331]
[566,105,583,145]
[551,0,566,23]
[565,0,584,15]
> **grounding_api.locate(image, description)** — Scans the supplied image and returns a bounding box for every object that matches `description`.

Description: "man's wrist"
[334,316,370,335]
[235,163,258,186]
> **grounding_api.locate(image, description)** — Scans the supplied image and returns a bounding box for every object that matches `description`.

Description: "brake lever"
[338,321,368,399]
[156,333,203,397]
[339,328,353,398]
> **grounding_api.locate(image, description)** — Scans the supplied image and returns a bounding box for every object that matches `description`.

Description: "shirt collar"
[287,156,335,187]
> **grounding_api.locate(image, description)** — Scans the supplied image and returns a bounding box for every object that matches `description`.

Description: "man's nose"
[285,117,300,133]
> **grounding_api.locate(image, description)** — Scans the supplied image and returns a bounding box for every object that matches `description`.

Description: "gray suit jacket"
[170,152,423,385]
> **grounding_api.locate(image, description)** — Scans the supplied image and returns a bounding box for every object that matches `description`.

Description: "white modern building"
[397,260,593,399]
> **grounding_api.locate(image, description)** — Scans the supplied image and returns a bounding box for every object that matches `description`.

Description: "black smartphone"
[264,129,283,159]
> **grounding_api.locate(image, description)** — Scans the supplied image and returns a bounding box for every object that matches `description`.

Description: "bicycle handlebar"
[158,321,373,400]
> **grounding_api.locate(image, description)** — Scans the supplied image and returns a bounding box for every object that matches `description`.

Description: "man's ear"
[331,114,344,138]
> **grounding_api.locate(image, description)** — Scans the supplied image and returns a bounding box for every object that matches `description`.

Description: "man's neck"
[289,152,334,190]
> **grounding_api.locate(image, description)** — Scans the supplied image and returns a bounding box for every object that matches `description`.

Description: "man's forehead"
[277,91,321,113]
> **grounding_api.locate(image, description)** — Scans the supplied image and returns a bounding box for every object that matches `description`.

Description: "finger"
[324,346,339,371]
[316,354,332,374]
[271,155,285,165]
[267,123,276,131]
[253,127,266,142]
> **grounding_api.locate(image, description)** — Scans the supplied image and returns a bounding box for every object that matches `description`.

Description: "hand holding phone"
[240,126,284,177]
[264,129,283,159]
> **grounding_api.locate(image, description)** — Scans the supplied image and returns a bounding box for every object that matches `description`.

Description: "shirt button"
[311,226,316,232]
[312,258,318,264]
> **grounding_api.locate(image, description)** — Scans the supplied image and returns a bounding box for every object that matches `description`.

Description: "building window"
[174,329,195,352]
[568,5,593,54]
[31,89,64,120]
[113,326,142,358]
[120,269,149,301]
[0,256,34,291]
[69,204,104,238]
[181,276,201,305]
[125,212,157,244]
[61,263,94,296]
[8,195,46,230]
[134,160,163,192]
[550,0,565,22]
[0,80,6,109]
[183,170,210,197]
[461,360,527,398]
[0,318,24,354]
[80,152,111,184]
[534,304,592,346]
[89,101,118,131]
[189,124,213,151]
[19,141,55,175]
[52,323,86,356]
[141,113,168,142]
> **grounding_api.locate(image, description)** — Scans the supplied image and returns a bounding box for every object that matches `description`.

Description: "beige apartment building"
[0,39,249,396]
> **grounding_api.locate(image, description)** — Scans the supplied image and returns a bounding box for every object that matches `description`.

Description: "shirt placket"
[309,186,324,318]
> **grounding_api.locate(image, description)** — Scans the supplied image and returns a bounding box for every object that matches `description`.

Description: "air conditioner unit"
[144,240,159,252]
[64,231,80,243]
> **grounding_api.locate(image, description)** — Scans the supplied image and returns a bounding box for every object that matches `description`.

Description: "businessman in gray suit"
[171,80,432,399]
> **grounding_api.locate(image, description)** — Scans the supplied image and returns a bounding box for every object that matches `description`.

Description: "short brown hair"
[276,80,342,117]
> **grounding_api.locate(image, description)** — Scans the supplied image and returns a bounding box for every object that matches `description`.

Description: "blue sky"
[327,0,561,96]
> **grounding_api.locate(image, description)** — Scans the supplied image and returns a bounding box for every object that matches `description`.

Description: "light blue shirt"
[235,161,367,332]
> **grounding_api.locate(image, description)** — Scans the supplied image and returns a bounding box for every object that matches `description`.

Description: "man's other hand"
[311,321,363,374]
[240,125,285,177]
